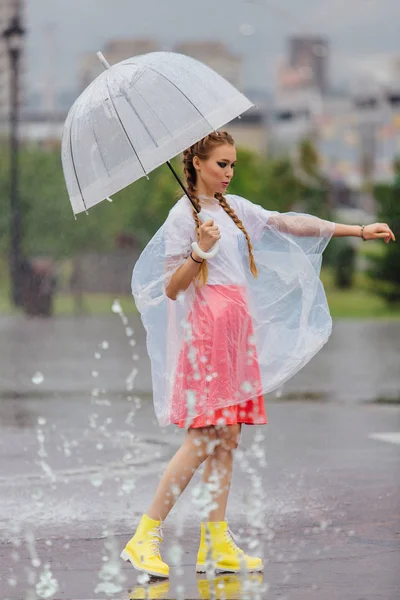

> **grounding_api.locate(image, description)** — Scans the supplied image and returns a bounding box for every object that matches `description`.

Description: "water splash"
[94,529,126,596]
[36,564,59,599]
[32,372,44,385]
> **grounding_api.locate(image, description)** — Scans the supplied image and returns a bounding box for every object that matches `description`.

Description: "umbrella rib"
[144,65,215,130]
[68,112,87,212]
[91,124,111,177]
[118,65,174,140]
[120,91,161,147]
[88,83,111,178]
[105,79,148,178]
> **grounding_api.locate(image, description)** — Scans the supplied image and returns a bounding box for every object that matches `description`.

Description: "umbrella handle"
[191,209,220,259]
[191,240,220,259]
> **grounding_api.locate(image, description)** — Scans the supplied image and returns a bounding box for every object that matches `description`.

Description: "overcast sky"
[24,0,400,102]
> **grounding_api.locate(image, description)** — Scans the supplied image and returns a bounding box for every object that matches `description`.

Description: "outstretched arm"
[268,214,396,243]
[333,222,395,243]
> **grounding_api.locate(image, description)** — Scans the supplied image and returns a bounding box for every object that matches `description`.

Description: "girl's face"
[193,143,236,196]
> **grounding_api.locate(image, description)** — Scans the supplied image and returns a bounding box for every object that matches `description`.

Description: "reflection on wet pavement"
[129,573,265,599]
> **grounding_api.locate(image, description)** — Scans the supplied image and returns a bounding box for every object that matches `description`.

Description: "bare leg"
[147,426,218,521]
[201,424,242,522]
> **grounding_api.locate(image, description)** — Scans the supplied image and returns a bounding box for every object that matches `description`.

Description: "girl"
[121,131,395,578]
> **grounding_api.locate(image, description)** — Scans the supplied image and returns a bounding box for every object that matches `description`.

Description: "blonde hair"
[182,131,258,285]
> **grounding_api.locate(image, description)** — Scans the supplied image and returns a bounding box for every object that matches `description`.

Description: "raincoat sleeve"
[229,193,335,252]
[164,208,196,289]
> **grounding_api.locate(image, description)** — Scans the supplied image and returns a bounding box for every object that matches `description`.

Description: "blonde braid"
[216,193,258,278]
[183,146,208,286]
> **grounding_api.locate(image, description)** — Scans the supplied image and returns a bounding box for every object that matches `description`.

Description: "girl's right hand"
[198,219,221,252]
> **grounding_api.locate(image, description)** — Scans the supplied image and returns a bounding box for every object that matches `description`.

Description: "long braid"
[182,131,257,285]
[183,146,209,286]
[216,193,258,278]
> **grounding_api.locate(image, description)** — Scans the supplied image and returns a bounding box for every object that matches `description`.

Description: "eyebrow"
[220,158,236,162]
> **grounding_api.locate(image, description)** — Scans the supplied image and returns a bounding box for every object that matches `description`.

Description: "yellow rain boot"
[120,514,169,578]
[196,520,263,574]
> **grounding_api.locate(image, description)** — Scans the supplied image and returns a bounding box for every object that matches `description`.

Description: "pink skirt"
[169,284,267,428]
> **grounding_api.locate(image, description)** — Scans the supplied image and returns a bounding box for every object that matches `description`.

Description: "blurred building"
[288,36,329,95]
[272,36,329,153]
[225,106,268,154]
[79,38,160,90]
[174,41,242,90]
[0,0,26,123]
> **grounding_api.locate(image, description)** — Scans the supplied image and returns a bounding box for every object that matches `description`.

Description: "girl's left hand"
[363,223,396,243]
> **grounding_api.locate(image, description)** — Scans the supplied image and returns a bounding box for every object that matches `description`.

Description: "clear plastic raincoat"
[132,194,336,427]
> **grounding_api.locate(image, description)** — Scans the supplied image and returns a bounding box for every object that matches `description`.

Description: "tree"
[366,158,400,303]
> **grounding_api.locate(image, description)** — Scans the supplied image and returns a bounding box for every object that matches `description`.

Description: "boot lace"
[148,523,164,558]
[224,526,244,554]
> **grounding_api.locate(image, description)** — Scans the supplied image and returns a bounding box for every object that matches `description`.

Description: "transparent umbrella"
[61,51,254,258]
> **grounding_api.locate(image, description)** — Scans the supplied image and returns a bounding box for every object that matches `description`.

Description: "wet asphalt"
[0,314,399,599]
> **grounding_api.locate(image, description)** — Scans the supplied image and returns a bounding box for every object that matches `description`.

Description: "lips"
[222,182,229,186]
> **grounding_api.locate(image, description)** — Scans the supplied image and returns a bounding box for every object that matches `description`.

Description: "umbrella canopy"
[61,51,253,215]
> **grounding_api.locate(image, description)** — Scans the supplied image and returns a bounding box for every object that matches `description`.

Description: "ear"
[193,155,201,171]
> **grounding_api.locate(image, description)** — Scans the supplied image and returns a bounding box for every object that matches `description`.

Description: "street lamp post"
[3,14,25,306]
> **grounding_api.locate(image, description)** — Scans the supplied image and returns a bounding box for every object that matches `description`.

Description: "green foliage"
[0,140,331,260]
[331,239,356,289]
[298,138,321,176]
[366,182,400,303]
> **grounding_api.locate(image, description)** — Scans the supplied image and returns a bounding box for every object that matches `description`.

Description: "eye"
[217,162,236,168]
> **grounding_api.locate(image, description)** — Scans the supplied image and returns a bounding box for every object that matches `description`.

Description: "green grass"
[54,292,136,315]
[320,268,400,319]
[1,264,400,319]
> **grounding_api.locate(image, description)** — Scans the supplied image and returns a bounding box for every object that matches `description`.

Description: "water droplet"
[167,542,184,566]
[94,352,101,360]
[126,368,138,390]
[111,299,122,314]
[90,473,104,487]
[125,327,134,337]
[239,23,255,36]
[101,340,109,350]
[38,417,46,426]
[32,372,44,385]
[92,371,99,378]
[241,381,253,393]
[137,572,150,585]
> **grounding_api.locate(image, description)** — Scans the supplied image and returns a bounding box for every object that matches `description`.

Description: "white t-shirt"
[164,194,273,285]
